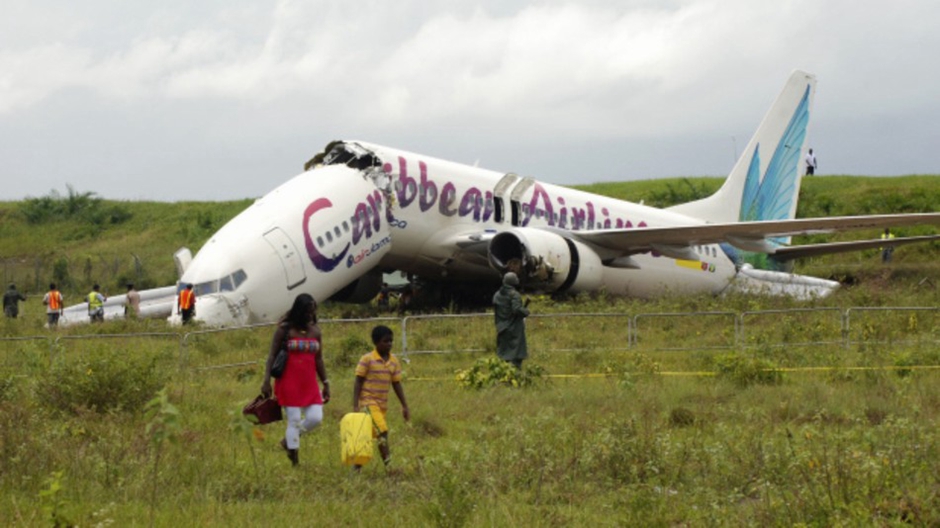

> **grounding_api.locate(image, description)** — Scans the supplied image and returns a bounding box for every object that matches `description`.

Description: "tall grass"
[1,290,939,525]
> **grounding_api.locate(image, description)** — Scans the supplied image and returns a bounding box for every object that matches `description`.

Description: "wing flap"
[574,213,940,255]
[773,234,940,261]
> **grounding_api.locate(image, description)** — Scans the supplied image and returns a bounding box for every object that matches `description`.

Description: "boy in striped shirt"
[353,325,410,470]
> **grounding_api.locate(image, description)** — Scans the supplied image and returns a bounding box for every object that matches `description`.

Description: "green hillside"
[0,176,938,299]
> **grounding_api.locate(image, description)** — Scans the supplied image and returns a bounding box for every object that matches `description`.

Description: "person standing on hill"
[493,272,530,369]
[805,148,818,175]
[178,283,196,324]
[43,283,64,327]
[881,228,895,263]
[3,284,26,318]
[124,283,141,318]
[87,284,107,322]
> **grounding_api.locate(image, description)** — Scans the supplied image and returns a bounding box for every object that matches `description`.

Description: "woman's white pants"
[284,404,323,449]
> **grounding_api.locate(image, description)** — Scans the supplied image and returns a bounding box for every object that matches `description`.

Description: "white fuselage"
[179,141,736,325]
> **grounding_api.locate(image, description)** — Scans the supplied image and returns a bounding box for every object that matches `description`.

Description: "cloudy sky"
[2,0,938,202]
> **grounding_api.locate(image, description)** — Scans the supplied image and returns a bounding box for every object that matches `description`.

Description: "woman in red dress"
[261,293,331,466]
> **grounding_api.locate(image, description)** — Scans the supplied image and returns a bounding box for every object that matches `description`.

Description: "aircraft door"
[492,173,519,224]
[263,227,307,290]
[509,177,536,227]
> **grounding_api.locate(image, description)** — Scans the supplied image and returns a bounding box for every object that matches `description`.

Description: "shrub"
[0,375,17,403]
[454,357,545,389]
[37,354,169,414]
[334,334,370,368]
[20,186,131,226]
[714,352,783,387]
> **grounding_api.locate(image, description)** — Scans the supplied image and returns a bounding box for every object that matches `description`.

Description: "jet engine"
[487,228,603,293]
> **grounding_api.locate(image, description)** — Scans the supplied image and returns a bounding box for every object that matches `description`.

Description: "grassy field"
[1,309,939,526]
[1,175,939,526]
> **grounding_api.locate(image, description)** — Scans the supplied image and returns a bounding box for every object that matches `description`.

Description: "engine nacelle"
[488,228,603,293]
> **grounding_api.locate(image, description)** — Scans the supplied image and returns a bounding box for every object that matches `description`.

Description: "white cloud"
[1,0,939,200]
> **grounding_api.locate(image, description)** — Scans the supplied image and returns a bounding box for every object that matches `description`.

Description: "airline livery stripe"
[675,259,703,270]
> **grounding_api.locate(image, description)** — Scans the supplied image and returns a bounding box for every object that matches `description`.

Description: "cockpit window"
[194,281,218,296]
[190,269,248,296]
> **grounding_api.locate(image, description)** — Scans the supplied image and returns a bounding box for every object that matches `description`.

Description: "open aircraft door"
[509,176,536,227]
[492,173,519,225]
[263,227,307,290]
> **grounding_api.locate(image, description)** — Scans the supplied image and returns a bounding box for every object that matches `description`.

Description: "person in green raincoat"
[493,272,530,368]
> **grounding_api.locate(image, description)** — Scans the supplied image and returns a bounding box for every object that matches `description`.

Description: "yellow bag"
[340,412,373,466]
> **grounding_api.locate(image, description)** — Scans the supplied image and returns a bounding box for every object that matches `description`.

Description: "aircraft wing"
[59,285,178,327]
[571,213,940,256]
[771,234,940,261]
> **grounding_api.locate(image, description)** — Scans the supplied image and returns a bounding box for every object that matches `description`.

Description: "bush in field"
[0,375,17,403]
[20,186,131,226]
[454,357,545,389]
[714,352,783,387]
[37,355,168,414]
[334,334,371,368]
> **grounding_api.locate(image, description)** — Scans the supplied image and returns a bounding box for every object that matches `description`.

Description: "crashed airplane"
[59,70,940,327]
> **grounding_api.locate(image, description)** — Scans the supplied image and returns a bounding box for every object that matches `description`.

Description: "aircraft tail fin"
[669,70,816,230]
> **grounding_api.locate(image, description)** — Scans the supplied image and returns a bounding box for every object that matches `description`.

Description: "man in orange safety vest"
[178,283,196,324]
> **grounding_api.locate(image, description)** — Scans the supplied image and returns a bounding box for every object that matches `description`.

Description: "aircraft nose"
[197,295,250,327]
[168,294,250,327]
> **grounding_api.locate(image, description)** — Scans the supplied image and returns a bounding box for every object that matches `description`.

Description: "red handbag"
[242,395,283,425]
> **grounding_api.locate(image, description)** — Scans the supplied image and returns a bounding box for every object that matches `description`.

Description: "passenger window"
[334,226,341,237]
[343,221,349,232]
[326,231,333,243]
[317,236,324,247]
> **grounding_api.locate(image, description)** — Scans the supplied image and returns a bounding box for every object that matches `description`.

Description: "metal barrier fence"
[738,308,844,350]
[632,311,737,350]
[845,307,940,348]
[2,306,938,372]
[401,312,633,357]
